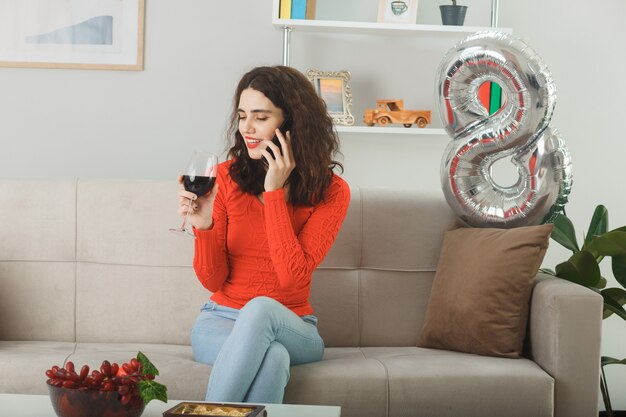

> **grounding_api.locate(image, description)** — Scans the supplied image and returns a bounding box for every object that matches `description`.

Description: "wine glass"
[170,151,219,237]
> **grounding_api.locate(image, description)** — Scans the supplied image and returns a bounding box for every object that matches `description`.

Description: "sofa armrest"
[528,273,603,417]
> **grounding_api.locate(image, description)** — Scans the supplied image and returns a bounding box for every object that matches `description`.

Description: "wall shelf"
[272,18,512,36]
[271,1,509,139]
[335,126,447,136]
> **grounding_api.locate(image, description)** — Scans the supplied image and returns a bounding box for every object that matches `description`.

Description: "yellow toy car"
[364,99,431,128]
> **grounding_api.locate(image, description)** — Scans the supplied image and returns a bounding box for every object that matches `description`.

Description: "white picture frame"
[377,0,418,24]
[306,69,355,126]
[0,0,145,70]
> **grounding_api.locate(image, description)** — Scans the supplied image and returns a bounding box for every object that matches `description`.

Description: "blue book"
[291,0,306,19]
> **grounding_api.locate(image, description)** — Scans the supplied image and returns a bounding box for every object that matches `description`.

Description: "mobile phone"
[265,115,292,161]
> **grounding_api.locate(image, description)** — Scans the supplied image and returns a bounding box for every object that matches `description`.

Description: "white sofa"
[0,179,602,417]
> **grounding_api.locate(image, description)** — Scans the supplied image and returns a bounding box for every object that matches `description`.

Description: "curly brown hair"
[226,66,343,206]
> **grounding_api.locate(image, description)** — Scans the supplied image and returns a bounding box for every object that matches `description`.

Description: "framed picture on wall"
[0,0,145,70]
[306,69,355,126]
[377,0,418,24]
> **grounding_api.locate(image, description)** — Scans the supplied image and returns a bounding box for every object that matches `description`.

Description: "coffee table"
[0,393,341,417]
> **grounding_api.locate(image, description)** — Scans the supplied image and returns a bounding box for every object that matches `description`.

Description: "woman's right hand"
[177,176,219,231]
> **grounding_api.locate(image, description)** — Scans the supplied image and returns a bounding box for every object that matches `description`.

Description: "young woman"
[177,66,350,403]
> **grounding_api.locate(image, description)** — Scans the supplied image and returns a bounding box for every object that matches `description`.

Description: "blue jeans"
[190,296,325,403]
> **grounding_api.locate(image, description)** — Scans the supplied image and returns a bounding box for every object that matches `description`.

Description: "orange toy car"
[363,99,431,128]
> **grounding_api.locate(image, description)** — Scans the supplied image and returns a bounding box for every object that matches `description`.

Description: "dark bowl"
[47,382,145,417]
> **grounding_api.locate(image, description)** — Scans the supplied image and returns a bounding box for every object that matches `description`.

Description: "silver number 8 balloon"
[438,31,573,228]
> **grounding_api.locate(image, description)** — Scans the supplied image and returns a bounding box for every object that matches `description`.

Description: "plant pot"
[440,5,468,26]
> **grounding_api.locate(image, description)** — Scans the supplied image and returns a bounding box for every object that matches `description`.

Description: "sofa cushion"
[0,262,76,342]
[285,348,388,417]
[75,263,208,345]
[0,341,77,394]
[361,347,554,417]
[417,222,553,358]
[77,180,192,267]
[0,179,76,262]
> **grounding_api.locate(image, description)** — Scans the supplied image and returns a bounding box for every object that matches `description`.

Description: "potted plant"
[541,205,626,417]
[440,0,468,26]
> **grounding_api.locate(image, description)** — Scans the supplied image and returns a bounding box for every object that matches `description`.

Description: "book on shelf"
[279,0,292,19]
[279,0,316,20]
[291,0,306,19]
[306,0,316,19]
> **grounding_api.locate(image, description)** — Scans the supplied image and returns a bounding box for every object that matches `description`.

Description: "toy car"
[363,99,431,128]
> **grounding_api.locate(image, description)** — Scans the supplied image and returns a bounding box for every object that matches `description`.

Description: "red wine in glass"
[170,152,218,237]
[182,175,216,198]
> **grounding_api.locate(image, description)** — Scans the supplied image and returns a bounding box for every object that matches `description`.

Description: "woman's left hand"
[261,129,296,192]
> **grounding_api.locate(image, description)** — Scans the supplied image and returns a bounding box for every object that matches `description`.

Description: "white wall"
[1,0,625,409]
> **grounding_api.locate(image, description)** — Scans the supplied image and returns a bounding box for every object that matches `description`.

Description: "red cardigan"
[193,160,350,316]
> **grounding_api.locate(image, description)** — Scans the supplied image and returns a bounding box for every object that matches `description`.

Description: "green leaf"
[554,250,602,288]
[138,379,168,404]
[601,288,626,319]
[602,356,626,367]
[584,205,608,248]
[551,213,580,252]
[601,291,626,322]
[603,288,626,305]
[598,277,608,289]
[613,256,626,289]
[137,351,159,376]
[586,231,626,259]
[132,352,168,405]
[539,268,555,275]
